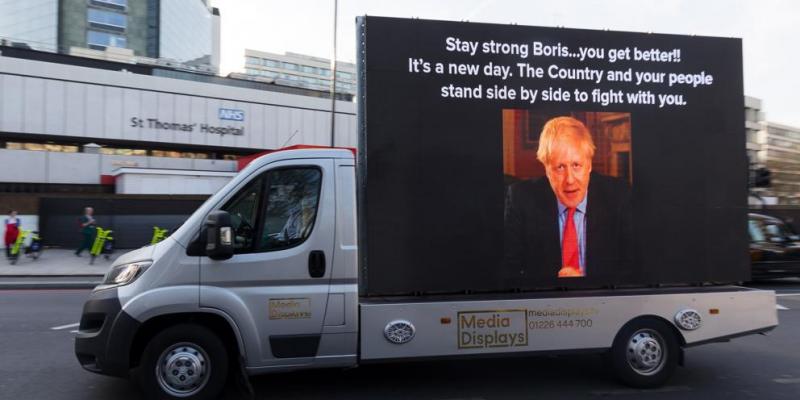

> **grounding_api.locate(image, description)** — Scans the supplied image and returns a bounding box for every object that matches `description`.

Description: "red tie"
[562,208,580,271]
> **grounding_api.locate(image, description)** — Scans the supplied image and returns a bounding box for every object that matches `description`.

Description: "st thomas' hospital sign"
[129,108,246,136]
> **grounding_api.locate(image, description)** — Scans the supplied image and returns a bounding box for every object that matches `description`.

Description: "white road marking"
[70,330,78,333]
[433,398,486,400]
[776,293,800,297]
[773,378,800,384]
[50,322,79,330]
[776,305,789,310]
[591,386,692,396]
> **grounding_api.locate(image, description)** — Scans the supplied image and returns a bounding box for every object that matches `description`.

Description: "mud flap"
[233,354,255,399]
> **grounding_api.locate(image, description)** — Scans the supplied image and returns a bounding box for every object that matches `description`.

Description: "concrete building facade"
[0,0,59,51]
[745,96,800,206]
[757,122,800,205]
[244,50,357,96]
[0,47,355,247]
[0,0,220,72]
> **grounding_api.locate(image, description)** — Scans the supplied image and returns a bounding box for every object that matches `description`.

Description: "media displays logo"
[457,310,528,349]
[218,108,245,121]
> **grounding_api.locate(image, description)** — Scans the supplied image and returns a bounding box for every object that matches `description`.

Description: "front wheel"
[137,324,229,400]
[609,318,680,388]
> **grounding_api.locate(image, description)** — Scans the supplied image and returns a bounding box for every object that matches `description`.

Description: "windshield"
[749,220,766,242]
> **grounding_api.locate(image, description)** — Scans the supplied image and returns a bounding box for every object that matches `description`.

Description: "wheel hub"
[626,329,664,375]
[156,343,209,397]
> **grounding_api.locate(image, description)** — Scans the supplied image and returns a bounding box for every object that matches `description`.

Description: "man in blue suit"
[504,116,633,286]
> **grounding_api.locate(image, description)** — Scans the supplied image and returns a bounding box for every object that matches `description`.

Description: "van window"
[258,168,322,251]
[764,222,787,242]
[748,220,765,242]
[221,177,263,253]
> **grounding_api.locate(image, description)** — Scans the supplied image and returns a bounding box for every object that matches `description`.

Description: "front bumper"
[74,288,140,378]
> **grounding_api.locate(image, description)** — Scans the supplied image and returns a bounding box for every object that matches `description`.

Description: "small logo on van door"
[269,298,311,320]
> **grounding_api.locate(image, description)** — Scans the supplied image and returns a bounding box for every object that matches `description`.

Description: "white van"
[76,147,778,400]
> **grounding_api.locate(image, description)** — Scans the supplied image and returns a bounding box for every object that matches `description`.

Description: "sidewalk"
[0,249,113,277]
[0,248,117,288]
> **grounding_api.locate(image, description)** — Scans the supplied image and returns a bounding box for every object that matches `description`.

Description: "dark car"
[749,213,800,279]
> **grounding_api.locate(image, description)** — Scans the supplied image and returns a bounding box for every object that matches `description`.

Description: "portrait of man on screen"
[504,116,633,282]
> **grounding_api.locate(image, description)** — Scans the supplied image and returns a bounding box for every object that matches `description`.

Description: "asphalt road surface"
[1,281,798,400]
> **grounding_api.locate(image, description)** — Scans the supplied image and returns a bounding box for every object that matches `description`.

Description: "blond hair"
[536,116,596,165]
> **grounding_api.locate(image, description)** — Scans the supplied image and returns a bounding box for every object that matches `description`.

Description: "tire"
[137,324,229,400]
[609,318,679,388]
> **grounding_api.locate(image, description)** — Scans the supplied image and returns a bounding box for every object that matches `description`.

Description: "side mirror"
[205,210,234,260]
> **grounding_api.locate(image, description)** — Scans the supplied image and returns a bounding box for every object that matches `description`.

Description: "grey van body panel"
[116,236,199,304]
[323,160,359,355]
[195,152,356,369]
[120,285,199,323]
[245,332,358,375]
[358,288,778,361]
[198,286,264,364]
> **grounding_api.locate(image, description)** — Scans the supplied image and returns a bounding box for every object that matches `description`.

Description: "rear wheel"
[610,318,679,388]
[137,324,228,400]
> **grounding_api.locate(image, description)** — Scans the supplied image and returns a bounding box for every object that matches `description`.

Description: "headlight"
[103,261,152,287]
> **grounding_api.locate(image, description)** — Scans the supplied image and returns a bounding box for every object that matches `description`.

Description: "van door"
[199,158,335,367]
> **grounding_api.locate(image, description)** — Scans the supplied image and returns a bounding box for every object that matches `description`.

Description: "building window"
[151,150,183,158]
[178,152,208,159]
[90,0,127,11]
[87,30,127,49]
[88,9,127,32]
[99,148,146,156]
[5,142,79,153]
[246,56,261,66]
[147,150,206,159]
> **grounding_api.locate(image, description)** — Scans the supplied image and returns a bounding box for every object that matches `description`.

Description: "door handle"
[308,250,326,278]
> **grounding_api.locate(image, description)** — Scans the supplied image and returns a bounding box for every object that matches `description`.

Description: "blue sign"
[218,108,245,121]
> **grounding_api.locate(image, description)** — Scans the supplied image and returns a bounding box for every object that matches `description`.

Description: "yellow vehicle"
[150,226,168,245]
[89,227,114,265]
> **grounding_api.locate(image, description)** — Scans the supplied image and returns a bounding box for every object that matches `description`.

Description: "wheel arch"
[129,310,245,370]
[616,314,686,347]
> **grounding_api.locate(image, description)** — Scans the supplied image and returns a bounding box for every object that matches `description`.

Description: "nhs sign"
[218,108,245,121]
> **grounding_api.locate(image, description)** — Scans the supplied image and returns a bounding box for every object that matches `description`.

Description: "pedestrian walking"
[75,207,96,257]
[4,210,20,259]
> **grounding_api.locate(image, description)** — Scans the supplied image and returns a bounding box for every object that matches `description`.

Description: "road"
[0,282,798,400]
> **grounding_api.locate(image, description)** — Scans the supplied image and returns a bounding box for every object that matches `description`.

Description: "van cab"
[75,148,359,399]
